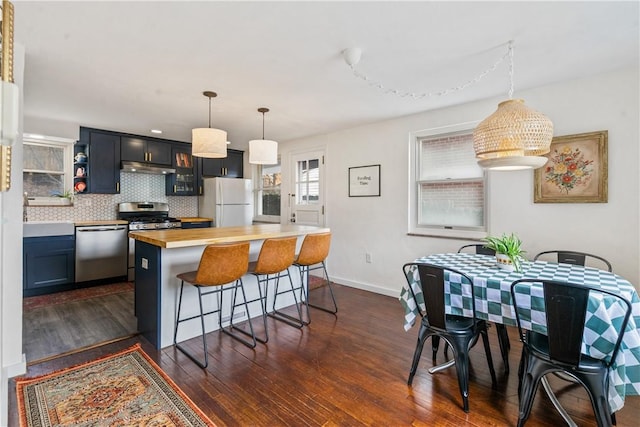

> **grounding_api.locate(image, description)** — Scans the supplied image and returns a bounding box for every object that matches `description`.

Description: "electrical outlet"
[366,253,372,263]
[141,258,148,269]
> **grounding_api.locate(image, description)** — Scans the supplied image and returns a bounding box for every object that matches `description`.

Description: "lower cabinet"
[23,235,75,297]
[181,221,212,229]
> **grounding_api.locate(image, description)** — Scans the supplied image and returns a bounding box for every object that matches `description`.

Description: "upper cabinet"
[79,127,121,194]
[78,127,244,196]
[121,137,172,165]
[166,144,197,196]
[199,149,244,178]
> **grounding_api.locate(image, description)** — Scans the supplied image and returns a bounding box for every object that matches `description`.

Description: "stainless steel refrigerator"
[198,177,253,227]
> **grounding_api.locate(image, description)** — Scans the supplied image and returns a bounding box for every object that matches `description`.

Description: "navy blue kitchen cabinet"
[121,136,172,166]
[134,240,162,347]
[80,127,121,194]
[166,144,198,195]
[23,235,75,297]
[181,220,212,229]
[199,149,244,178]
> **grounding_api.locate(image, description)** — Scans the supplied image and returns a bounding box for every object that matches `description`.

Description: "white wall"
[279,66,639,297]
[1,43,26,426]
[23,115,79,141]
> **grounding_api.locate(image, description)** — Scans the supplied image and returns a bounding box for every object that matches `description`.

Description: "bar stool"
[173,242,256,369]
[292,232,337,324]
[244,236,303,343]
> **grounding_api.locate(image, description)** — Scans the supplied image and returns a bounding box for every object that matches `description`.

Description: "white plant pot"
[495,253,515,272]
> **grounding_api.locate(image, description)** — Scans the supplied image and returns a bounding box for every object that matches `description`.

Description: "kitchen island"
[129,224,330,348]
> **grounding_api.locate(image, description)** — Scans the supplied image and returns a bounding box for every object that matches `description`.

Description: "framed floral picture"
[534,130,608,203]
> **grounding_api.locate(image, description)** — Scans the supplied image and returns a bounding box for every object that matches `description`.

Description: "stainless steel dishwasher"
[75,224,128,282]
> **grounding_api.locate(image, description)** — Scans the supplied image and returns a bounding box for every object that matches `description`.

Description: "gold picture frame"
[534,130,608,203]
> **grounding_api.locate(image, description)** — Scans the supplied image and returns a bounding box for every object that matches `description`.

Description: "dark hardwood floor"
[22,286,137,363]
[10,284,639,426]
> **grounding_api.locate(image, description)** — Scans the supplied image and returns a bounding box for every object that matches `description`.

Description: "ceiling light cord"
[508,40,514,99]
[346,41,513,100]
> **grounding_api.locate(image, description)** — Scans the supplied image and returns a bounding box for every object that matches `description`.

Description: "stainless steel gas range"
[118,202,182,280]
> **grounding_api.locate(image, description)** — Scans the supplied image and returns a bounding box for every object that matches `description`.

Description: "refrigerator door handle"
[218,180,224,227]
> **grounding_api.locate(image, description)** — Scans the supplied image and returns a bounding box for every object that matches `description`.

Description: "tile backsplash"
[25,172,198,222]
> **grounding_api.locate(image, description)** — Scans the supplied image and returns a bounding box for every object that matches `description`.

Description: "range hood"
[121,161,176,175]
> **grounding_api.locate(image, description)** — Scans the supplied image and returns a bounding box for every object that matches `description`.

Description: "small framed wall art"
[349,164,381,197]
[534,130,608,203]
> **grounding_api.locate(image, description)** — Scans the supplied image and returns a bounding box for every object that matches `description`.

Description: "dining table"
[399,252,640,416]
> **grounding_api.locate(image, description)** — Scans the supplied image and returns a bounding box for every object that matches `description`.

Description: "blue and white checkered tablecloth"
[399,252,640,413]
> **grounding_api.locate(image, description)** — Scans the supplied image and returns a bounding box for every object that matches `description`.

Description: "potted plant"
[482,233,526,272]
[53,189,75,205]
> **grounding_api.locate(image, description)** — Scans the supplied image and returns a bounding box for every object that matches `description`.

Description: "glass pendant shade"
[192,127,227,158]
[249,139,278,165]
[473,99,553,170]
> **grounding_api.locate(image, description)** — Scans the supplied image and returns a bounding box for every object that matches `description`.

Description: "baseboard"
[4,353,26,378]
[329,276,399,298]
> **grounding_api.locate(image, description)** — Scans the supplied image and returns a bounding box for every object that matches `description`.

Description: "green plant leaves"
[482,233,526,272]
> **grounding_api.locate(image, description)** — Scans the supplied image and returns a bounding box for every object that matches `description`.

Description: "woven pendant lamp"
[473,42,553,170]
[473,99,553,170]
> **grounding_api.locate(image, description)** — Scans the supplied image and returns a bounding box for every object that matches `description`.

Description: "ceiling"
[13,1,639,150]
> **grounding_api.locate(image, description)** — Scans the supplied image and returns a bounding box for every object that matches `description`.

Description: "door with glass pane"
[290,151,324,226]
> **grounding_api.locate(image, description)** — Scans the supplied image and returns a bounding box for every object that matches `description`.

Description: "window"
[254,160,281,222]
[23,135,74,200]
[409,126,487,239]
[295,158,319,204]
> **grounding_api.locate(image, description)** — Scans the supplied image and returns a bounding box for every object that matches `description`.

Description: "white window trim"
[408,121,489,240]
[253,162,281,223]
[23,134,75,204]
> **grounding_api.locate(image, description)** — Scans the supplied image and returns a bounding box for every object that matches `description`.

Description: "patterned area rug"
[16,344,214,426]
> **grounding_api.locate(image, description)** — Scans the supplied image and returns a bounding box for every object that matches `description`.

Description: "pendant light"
[249,107,278,165]
[192,91,227,158]
[473,41,553,170]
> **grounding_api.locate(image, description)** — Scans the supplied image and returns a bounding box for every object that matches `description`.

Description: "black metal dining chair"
[458,243,510,372]
[510,278,631,427]
[457,243,496,256]
[403,262,497,413]
[533,250,612,272]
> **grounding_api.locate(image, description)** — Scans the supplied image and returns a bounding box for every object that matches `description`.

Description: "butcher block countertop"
[178,217,212,222]
[129,224,330,249]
